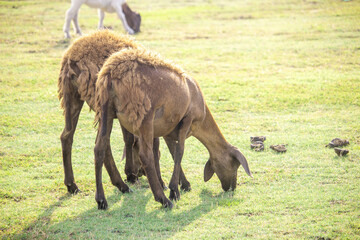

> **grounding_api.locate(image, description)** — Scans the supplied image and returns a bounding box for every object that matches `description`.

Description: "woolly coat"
[95,48,202,133]
[58,30,140,112]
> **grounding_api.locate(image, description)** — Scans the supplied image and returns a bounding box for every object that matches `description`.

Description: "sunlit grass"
[0,0,359,239]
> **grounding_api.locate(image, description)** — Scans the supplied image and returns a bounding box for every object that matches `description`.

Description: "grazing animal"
[58,30,189,195]
[63,0,141,39]
[94,48,252,209]
[58,30,158,194]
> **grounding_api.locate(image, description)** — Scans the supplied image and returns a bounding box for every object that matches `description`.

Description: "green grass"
[1,0,360,239]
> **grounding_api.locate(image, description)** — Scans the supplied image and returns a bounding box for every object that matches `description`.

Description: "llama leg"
[73,12,82,35]
[112,3,135,34]
[164,137,184,201]
[167,116,193,201]
[153,137,166,189]
[138,115,172,208]
[129,136,165,189]
[121,125,139,183]
[94,131,107,210]
[94,101,112,210]
[164,137,191,192]
[63,2,82,38]
[94,131,108,209]
[60,94,84,194]
[98,9,105,29]
[104,140,130,193]
[132,137,144,176]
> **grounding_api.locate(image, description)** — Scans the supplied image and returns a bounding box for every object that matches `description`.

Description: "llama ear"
[233,150,253,178]
[204,160,215,182]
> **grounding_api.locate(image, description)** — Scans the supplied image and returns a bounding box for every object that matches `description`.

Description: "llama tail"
[58,59,76,131]
[58,59,67,111]
[94,74,112,127]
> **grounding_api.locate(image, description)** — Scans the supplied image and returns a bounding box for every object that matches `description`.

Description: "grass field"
[1,0,360,239]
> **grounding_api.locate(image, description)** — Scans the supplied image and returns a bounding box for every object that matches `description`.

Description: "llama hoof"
[326,138,349,148]
[163,199,173,209]
[126,174,138,184]
[120,185,132,193]
[66,183,80,194]
[123,187,133,193]
[250,136,266,143]
[169,188,180,201]
[270,144,287,153]
[159,179,167,190]
[138,168,146,177]
[180,182,191,192]
[334,148,349,157]
[251,141,264,151]
[97,199,108,210]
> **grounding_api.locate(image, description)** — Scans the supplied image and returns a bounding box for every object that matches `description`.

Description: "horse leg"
[73,11,82,35]
[98,9,105,29]
[63,1,82,38]
[60,93,84,194]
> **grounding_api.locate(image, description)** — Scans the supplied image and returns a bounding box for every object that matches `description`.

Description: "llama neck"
[193,105,229,157]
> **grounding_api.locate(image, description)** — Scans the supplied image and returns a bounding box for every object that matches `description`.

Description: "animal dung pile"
[250,136,287,153]
[270,144,287,153]
[325,138,350,157]
[334,148,349,157]
[325,138,349,148]
[250,136,266,142]
[250,136,266,151]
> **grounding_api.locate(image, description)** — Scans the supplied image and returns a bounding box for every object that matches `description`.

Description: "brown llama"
[94,48,252,209]
[58,30,179,194]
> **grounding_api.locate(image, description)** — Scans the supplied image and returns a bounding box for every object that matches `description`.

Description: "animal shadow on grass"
[13,186,233,238]
[9,194,73,239]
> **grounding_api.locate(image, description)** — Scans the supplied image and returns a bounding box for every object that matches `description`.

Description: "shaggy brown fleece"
[95,48,189,130]
[58,30,141,113]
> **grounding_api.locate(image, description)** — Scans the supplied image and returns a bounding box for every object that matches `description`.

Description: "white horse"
[63,0,141,38]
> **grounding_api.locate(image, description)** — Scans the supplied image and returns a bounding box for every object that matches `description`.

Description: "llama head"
[122,3,141,33]
[204,147,252,191]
